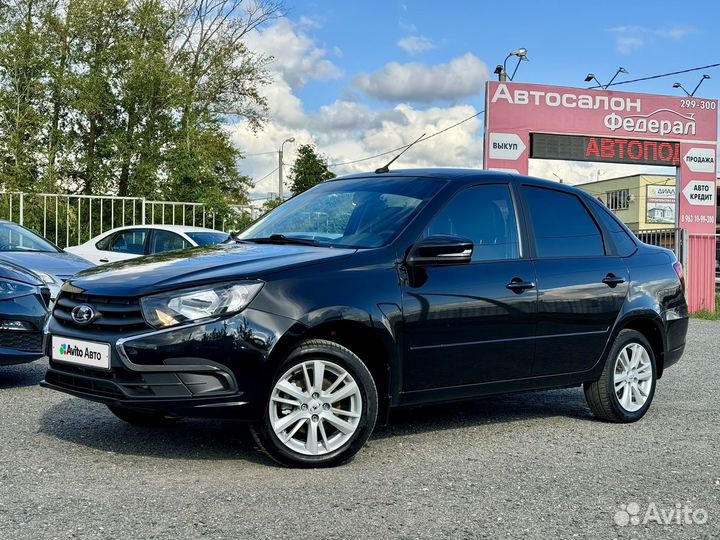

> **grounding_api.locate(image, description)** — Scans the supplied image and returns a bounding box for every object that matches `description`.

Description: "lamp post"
[584,67,628,89]
[278,137,295,200]
[673,75,710,97]
[495,48,528,81]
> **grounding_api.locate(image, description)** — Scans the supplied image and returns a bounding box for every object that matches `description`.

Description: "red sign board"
[483,81,718,233]
[484,81,718,311]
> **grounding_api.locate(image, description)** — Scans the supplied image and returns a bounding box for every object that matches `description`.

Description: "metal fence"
[0,192,257,248]
[637,227,718,311]
[635,227,683,257]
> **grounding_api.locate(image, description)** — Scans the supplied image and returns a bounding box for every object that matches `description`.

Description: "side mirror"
[406,234,473,267]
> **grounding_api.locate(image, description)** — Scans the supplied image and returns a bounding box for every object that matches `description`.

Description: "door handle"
[99,258,109,263]
[602,274,625,287]
[506,278,536,293]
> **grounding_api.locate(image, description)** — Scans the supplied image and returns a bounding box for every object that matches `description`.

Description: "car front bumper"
[41,308,298,419]
[0,293,49,366]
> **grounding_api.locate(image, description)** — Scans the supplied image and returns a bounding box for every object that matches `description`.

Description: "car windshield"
[185,231,231,246]
[0,222,59,253]
[238,177,443,248]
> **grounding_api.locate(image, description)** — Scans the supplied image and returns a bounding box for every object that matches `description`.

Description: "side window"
[426,184,520,262]
[104,230,148,255]
[586,197,637,256]
[523,186,604,258]
[150,230,191,254]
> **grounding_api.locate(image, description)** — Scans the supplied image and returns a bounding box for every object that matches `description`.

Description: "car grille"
[53,293,149,333]
[0,330,43,352]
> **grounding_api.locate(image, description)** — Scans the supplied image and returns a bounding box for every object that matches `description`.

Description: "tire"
[584,329,657,423]
[250,339,378,468]
[107,405,182,427]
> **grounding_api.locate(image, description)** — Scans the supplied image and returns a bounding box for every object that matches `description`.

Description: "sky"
[230,0,720,199]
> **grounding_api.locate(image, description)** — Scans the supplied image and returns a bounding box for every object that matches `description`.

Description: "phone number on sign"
[679,99,716,110]
[681,214,716,224]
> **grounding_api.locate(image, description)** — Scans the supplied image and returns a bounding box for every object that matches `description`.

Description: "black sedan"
[0,261,51,366]
[41,170,688,467]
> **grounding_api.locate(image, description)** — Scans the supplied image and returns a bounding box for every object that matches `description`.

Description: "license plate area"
[51,336,111,370]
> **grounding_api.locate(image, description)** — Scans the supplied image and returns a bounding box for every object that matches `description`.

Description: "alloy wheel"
[269,359,363,456]
[613,343,653,412]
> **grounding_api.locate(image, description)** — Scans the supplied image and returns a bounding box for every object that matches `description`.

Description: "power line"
[588,63,720,89]
[253,166,279,185]
[243,150,277,157]
[328,110,484,169]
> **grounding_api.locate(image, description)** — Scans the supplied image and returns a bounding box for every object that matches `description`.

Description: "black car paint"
[41,170,688,420]
[0,261,50,365]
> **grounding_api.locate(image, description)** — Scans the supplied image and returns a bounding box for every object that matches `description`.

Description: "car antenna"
[374,133,426,174]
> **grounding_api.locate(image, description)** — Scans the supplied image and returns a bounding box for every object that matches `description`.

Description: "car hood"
[0,259,44,286]
[0,251,93,280]
[64,242,356,296]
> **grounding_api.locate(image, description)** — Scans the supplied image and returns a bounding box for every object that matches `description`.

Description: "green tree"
[0,0,55,191]
[288,144,335,195]
[0,0,280,207]
[261,196,283,215]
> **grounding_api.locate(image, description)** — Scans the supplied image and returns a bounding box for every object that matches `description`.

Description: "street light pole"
[278,137,295,200]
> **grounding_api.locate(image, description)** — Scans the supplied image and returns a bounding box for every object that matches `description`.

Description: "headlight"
[35,271,60,285]
[140,281,263,329]
[0,279,36,300]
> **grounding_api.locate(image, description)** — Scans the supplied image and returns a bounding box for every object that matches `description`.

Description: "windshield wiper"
[238,234,322,246]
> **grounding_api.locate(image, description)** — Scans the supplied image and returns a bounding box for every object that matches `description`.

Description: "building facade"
[578,174,720,233]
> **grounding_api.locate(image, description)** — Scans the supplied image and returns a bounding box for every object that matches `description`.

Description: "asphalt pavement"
[0,320,718,539]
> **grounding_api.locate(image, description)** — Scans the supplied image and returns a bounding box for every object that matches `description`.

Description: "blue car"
[0,220,93,299]
[0,260,51,365]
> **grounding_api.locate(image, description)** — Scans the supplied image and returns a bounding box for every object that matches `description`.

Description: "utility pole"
[278,137,295,200]
[278,148,284,200]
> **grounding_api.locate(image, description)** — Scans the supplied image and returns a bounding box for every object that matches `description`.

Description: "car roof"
[330,168,590,196]
[101,224,227,234]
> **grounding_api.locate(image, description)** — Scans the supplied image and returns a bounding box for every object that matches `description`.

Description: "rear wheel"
[251,339,378,467]
[107,405,182,427]
[584,329,657,422]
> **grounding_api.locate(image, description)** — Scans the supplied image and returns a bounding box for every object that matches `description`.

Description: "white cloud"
[244,18,342,89]
[397,35,436,54]
[353,53,489,103]
[606,25,695,54]
[616,37,644,54]
[230,20,486,199]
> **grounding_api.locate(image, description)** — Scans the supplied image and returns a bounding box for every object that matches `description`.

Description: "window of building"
[606,189,631,211]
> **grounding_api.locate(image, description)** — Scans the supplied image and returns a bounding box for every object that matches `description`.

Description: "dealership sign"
[683,147,715,173]
[483,81,718,234]
[484,81,718,311]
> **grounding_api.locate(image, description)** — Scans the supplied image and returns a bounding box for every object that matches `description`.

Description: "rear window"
[186,232,230,246]
[586,198,637,256]
[523,186,605,258]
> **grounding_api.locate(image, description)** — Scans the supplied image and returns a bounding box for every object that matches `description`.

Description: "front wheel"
[251,339,378,468]
[584,329,657,423]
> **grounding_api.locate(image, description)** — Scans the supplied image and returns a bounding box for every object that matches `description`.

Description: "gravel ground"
[0,320,718,540]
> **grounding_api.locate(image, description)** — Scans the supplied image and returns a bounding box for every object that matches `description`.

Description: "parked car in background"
[0,220,93,300]
[65,225,230,265]
[0,260,50,366]
[41,170,688,467]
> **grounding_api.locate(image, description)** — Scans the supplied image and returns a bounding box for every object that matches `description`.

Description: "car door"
[401,183,537,392]
[148,229,191,255]
[520,185,629,376]
[94,229,150,264]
